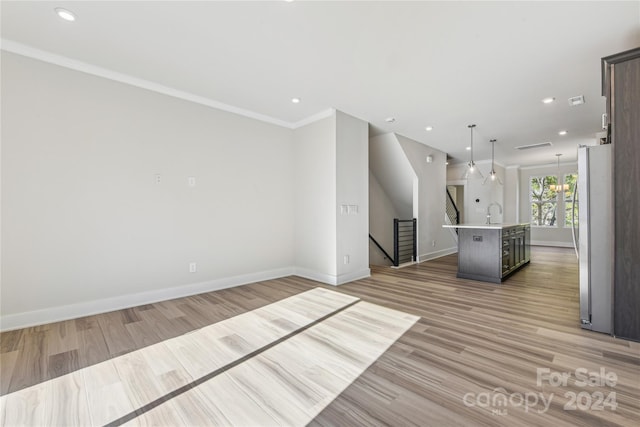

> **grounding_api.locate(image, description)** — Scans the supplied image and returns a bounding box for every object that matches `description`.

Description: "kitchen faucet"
[486,202,503,224]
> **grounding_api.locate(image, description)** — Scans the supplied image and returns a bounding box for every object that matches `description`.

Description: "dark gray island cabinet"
[443,223,531,284]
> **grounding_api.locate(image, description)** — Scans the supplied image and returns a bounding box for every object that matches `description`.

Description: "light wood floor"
[1,289,417,426]
[1,246,639,426]
[122,300,418,427]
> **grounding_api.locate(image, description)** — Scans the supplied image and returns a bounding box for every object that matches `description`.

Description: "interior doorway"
[447,184,465,224]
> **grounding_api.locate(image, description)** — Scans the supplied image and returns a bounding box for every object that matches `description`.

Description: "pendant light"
[462,124,484,179]
[483,139,503,185]
[549,154,569,192]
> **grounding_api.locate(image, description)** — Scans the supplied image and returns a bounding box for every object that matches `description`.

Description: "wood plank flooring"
[1,288,362,426]
[122,302,417,427]
[1,246,639,426]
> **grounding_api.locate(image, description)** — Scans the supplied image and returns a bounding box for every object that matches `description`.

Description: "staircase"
[445,188,460,233]
[369,218,417,267]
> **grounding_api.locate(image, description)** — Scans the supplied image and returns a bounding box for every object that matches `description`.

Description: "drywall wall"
[335,111,370,283]
[369,133,414,218]
[449,160,577,247]
[1,52,295,327]
[518,162,578,247]
[503,166,520,223]
[369,171,396,266]
[293,111,370,284]
[292,115,337,283]
[447,161,505,225]
[396,135,457,261]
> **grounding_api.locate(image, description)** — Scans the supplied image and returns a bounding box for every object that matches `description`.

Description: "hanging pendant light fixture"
[462,124,484,179]
[483,139,503,185]
[549,153,569,192]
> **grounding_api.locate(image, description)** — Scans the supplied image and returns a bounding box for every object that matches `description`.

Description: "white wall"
[517,162,578,247]
[503,166,520,223]
[369,133,414,218]
[1,52,295,328]
[368,171,396,266]
[396,135,457,261]
[447,161,505,224]
[449,159,578,247]
[335,111,370,283]
[292,116,337,282]
[293,111,370,285]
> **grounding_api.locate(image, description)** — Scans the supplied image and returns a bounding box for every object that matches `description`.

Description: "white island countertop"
[442,223,530,230]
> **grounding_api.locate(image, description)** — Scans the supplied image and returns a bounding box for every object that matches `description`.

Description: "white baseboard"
[391,261,417,269]
[294,267,339,286]
[293,267,370,286]
[531,240,573,248]
[0,267,295,332]
[418,247,458,263]
[336,268,371,285]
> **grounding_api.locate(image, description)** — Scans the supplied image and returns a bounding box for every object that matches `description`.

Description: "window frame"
[564,172,579,227]
[529,175,559,227]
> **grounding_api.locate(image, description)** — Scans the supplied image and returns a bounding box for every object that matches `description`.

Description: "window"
[529,172,578,228]
[530,176,558,226]
[564,173,578,227]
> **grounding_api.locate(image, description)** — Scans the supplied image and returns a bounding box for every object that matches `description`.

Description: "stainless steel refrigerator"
[574,144,614,334]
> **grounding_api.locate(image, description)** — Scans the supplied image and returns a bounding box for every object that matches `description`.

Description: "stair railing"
[394,218,417,265]
[370,218,417,267]
[369,234,395,266]
[446,188,460,232]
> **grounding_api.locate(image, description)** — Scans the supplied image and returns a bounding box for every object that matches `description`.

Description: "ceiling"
[2,1,639,166]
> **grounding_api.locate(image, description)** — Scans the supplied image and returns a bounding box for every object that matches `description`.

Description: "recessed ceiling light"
[291,97,300,104]
[466,146,471,151]
[558,130,568,135]
[425,126,433,131]
[542,97,555,104]
[55,7,76,22]
[385,117,395,123]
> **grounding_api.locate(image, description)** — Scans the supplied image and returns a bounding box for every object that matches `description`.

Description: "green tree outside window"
[530,176,558,226]
[564,173,578,226]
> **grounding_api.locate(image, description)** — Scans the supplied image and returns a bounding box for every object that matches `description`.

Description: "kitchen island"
[443,223,531,284]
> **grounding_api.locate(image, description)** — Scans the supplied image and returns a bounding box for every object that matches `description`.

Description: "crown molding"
[291,108,335,129]
[1,39,314,129]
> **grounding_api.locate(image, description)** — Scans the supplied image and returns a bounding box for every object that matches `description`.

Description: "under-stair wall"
[369,171,397,266]
[369,132,457,265]
[369,133,416,266]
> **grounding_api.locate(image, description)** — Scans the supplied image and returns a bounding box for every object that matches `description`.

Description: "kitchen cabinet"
[443,223,530,284]
[602,47,640,341]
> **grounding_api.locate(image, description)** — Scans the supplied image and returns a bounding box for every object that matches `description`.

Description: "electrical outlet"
[155,174,161,184]
[189,262,197,273]
[432,240,436,247]
[343,255,350,264]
